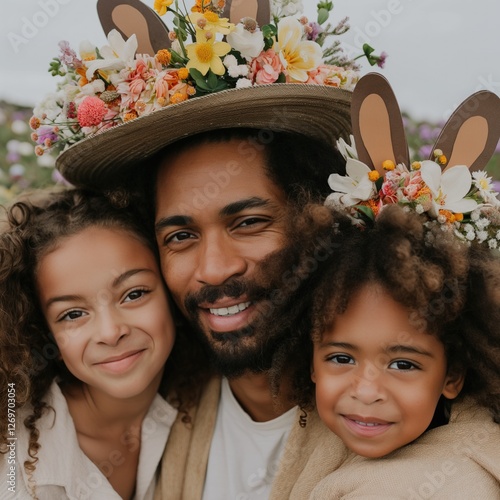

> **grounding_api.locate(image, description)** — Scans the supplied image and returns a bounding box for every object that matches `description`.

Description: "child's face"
[312,283,463,458]
[37,226,175,400]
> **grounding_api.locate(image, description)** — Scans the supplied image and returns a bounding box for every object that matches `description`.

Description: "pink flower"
[250,50,283,85]
[77,96,107,127]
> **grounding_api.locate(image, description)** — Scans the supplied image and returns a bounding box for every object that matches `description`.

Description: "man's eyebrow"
[385,344,434,357]
[155,215,193,233]
[219,197,272,217]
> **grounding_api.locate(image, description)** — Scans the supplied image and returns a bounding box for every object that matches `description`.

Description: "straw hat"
[56,83,352,189]
[31,0,363,189]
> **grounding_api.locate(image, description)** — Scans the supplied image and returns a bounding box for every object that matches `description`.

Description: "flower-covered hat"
[30,0,381,189]
[327,72,500,249]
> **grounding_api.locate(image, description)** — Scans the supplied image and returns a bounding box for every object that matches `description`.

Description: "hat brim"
[57,83,352,189]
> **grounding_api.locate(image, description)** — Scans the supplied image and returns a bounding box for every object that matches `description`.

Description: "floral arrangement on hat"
[327,136,500,249]
[29,0,385,157]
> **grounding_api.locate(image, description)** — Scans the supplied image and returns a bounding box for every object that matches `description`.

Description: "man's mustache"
[185,278,267,312]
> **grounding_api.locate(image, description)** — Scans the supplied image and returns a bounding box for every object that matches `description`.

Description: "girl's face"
[37,226,175,400]
[312,283,464,458]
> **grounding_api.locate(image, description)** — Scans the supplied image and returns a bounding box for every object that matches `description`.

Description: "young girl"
[0,188,190,499]
[283,202,500,498]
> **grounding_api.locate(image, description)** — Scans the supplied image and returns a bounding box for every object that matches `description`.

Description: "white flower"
[226,24,265,60]
[33,92,63,121]
[488,239,498,249]
[415,204,424,214]
[235,78,253,88]
[85,29,138,80]
[466,231,476,241]
[475,217,491,230]
[463,223,474,233]
[327,159,377,207]
[336,135,358,161]
[223,54,238,68]
[497,230,500,240]
[420,161,477,216]
[477,230,489,243]
[472,170,494,197]
[470,210,480,221]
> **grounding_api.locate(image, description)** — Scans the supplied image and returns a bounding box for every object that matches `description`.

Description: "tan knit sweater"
[310,399,500,499]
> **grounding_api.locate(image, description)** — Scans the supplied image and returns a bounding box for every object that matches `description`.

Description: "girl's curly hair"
[0,187,210,476]
[259,201,500,422]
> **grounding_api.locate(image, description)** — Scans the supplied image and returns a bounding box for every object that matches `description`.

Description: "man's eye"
[238,217,269,227]
[165,231,195,245]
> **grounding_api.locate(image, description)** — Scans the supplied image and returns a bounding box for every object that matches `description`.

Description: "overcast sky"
[1,0,499,122]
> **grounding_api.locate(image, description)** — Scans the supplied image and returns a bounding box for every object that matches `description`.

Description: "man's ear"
[442,369,465,400]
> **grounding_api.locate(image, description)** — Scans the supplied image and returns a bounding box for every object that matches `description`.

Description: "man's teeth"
[209,302,251,316]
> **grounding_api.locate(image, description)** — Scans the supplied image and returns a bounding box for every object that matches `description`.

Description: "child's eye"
[123,288,150,303]
[59,310,86,322]
[327,354,355,365]
[388,360,418,371]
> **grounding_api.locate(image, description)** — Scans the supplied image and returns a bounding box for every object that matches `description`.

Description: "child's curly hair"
[0,187,210,476]
[259,201,500,421]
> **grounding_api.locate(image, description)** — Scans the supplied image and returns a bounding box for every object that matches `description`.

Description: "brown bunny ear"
[97,0,170,55]
[224,0,271,27]
[351,73,409,175]
[431,91,500,172]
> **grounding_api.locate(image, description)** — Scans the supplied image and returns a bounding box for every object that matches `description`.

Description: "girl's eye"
[124,289,150,303]
[328,354,355,365]
[388,360,418,371]
[59,310,86,322]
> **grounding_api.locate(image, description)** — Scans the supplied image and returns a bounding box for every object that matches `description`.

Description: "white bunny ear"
[97,0,170,55]
[224,0,271,26]
[431,91,500,172]
[351,73,409,175]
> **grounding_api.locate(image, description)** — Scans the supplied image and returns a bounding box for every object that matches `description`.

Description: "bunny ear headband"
[327,72,500,248]
[30,0,360,189]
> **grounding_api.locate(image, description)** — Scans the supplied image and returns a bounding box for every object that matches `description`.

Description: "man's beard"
[184,277,291,378]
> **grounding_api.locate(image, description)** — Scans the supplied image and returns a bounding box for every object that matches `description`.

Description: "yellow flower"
[186,30,231,76]
[154,0,174,16]
[411,161,421,170]
[274,17,322,82]
[382,160,395,171]
[368,171,380,182]
[188,11,234,35]
[178,67,189,80]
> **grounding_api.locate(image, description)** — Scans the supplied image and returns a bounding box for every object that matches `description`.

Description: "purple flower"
[493,180,500,194]
[58,40,82,69]
[307,22,324,41]
[6,152,20,163]
[376,51,388,69]
[36,126,58,145]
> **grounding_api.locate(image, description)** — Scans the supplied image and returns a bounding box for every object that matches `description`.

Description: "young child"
[285,202,500,499]
[0,188,183,499]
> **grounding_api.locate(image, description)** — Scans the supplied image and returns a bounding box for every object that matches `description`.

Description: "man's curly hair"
[0,187,210,476]
[258,201,500,422]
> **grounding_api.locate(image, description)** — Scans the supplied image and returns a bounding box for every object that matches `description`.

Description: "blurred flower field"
[1,100,499,207]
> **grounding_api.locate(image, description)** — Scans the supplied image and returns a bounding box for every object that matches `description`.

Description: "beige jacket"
[1,381,177,500]
[310,399,500,499]
[154,376,348,500]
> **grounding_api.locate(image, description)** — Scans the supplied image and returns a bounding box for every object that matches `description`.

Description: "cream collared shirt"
[2,380,177,500]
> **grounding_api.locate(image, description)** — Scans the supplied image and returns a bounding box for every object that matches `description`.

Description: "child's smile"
[312,283,464,458]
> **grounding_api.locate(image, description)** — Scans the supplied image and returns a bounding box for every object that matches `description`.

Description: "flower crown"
[29,0,384,157]
[327,136,500,249]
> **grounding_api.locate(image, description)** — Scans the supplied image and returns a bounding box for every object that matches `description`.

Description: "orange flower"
[156,49,172,66]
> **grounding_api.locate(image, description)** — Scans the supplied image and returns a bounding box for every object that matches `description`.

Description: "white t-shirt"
[202,377,297,500]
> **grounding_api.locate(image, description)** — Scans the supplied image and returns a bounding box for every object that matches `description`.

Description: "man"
[51,1,355,497]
